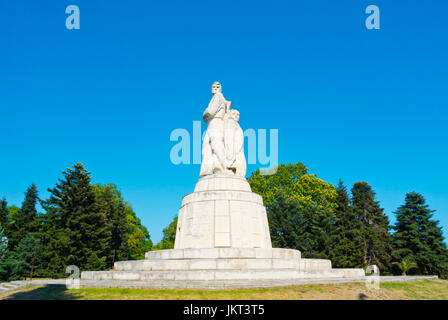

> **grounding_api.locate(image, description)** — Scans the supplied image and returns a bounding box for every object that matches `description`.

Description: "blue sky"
[0,0,447,243]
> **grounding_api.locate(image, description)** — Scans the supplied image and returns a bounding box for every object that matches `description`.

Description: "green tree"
[125,206,152,260]
[0,223,12,281]
[268,192,303,249]
[331,180,364,268]
[0,224,7,260]
[8,184,40,250]
[0,198,9,235]
[392,258,418,276]
[39,163,110,276]
[152,216,178,250]
[10,235,39,280]
[94,184,129,265]
[248,163,337,210]
[93,184,153,262]
[392,192,448,277]
[7,206,20,223]
[0,226,39,282]
[351,182,393,273]
[248,163,337,260]
[268,190,335,259]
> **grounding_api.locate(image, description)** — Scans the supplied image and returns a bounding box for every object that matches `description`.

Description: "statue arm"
[203,93,224,122]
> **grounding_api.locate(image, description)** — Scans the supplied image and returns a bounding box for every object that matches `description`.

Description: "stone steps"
[145,248,301,260]
[114,257,332,271]
[82,248,365,284]
[76,275,438,289]
[82,268,365,281]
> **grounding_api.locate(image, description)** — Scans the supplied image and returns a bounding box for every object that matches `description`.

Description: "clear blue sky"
[1,1,447,243]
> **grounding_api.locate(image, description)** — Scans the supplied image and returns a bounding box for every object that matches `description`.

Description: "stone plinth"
[81,174,366,286]
[174,174,271,249]
[81,247,365,282]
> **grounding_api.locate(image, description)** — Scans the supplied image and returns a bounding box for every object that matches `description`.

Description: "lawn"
[1,279,448,300]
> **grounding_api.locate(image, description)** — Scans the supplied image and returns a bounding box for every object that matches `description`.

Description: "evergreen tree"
[0,198,9,235]
[267,190,335,259]
[39,163,110,276]
[8,184,40,249]
[351,182,393,273]
[0,225,39,281]
[10,235,39,280]
[94,184,130,265]
[94,184,152,261]
[0,224,7,260]
[268,191,305,249]
[393,192,448,277]
[0,222,16,281]
[331,180,364,268]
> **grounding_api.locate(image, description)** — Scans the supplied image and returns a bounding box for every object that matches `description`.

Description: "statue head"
[211,81,222,95]
[230,109,240,122]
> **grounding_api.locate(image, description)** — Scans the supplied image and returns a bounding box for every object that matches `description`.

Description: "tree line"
[248,163,448,277]
[2,162,448,281]
[149,163,448,277]
[0,163,152,281]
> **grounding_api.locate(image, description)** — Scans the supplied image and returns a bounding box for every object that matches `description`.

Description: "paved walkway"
[0,281,29,294]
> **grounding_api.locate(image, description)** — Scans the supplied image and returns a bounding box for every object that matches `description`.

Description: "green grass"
[1,280,448,300]
[381,279,448,300]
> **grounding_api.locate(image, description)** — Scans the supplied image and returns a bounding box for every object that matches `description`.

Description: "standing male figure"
[200,82,232,176]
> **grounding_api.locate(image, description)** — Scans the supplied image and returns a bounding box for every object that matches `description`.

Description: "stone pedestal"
[81,174,366,286]
[174,174,271,249]
[82,247,365,282]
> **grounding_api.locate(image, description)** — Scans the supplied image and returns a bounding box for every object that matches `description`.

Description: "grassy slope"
[1,280,448,300]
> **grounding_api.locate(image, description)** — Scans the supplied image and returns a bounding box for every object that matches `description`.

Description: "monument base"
[81,248,365,283]
[174,174,272,249]
[81,175,365,286]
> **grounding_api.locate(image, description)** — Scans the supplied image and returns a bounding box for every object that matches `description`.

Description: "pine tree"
[0,223,7,259]
[0,225,39,281]
[268,190,304,249]
[0,223,13,281]
[393,192,448,277]
[11,235,39,280]
[94,184,130,266]
[351,182,393,273]
[0,198,9,235]
[267,190,335,259]
[8,184,40,249]
[331,180,364,268]
[39,163,110,276]
[94,183,152,261]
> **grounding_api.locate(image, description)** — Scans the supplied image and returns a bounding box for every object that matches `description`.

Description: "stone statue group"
[200,82,247,177]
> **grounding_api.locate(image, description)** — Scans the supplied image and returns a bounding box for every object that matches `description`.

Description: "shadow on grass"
[4,284,81,300]
[358,293,368,300]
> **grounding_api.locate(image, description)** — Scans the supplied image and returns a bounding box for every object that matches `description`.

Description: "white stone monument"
[175,81,270,250]
[81,82,365,286]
